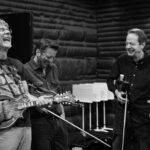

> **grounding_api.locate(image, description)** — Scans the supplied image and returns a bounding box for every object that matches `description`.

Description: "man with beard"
[0,19,48,150]
[107,28,150,150]
[24,38,68,150]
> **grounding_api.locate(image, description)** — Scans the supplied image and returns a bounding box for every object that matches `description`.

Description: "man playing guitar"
[0,19,50,150]
[24,38,69,150]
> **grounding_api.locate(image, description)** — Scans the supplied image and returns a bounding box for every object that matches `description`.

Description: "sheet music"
[72,82,114,103]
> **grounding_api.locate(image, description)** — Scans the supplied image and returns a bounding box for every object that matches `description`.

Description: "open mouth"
[127,48,135,54]
[2,35,12,48]
[3,36,11,42]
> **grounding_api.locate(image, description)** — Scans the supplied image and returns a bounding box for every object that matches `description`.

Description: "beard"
[38,57,49,68]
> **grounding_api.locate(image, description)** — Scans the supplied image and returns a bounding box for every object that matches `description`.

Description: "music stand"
[73,83,96,131]
[72,82,114,132]
[92,83,114,132]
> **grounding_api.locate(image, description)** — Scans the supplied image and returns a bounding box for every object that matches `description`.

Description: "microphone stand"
[117,80,129,150]
[121,91,128,150]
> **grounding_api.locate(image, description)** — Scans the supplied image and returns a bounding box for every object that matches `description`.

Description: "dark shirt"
[0,57,30,127]
[24,58,62,117]
[107,53,150,126]
[25,59,60,92]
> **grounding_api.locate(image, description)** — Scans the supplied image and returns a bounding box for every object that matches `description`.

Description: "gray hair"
[0,19,9,28]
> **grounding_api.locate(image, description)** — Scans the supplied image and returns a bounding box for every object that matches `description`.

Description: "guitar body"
[0,95,30,130]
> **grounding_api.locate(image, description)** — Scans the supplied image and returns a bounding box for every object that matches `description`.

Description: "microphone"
[119,74,124,82]
[116,74,130,92]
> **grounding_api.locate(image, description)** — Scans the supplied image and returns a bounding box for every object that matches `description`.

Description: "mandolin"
[0,91,75,130]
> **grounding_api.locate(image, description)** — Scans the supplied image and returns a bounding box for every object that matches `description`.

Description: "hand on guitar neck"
[27,93,53,107]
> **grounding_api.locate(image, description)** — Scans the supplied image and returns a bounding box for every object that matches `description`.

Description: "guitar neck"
[17,100,41,110]
[17,91,75,110]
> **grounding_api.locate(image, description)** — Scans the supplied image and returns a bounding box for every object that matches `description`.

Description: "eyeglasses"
[0,27,12,34]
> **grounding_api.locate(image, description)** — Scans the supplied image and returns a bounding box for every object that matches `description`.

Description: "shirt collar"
[29,58,52,72]
[29,58,41,70]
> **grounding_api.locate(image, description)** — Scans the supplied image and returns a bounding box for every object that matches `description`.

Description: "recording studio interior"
[0,0,150,150]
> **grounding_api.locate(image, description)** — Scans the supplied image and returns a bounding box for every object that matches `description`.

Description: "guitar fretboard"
[17,100,39,109]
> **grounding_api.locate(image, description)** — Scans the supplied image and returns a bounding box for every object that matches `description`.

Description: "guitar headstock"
[54,91,76,105]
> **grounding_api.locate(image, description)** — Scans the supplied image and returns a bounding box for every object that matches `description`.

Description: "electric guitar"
[0,91,75,130]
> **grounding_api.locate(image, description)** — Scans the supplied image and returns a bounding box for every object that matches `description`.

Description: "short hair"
[127,28,147,44]
[35,38,59,54]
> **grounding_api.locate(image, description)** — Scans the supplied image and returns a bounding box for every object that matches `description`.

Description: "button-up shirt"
[25,59,60,93]
[107,53,150,125]
[24,58,62,116]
